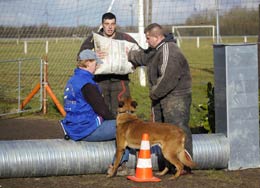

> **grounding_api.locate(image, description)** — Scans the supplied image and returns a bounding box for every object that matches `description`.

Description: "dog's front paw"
[106,164,116,178]
[107,170,116,178]
[107,170,115,178]
[106,173,114,178]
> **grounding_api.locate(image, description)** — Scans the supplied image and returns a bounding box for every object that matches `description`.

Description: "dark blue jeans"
[81,120,129,164]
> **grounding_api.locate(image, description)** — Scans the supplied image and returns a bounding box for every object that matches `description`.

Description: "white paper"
[93,33,139,75]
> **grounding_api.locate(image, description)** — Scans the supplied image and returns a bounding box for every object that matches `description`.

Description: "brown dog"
[107,97,196,180]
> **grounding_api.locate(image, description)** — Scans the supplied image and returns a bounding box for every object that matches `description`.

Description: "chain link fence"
[0,0,259,126]
[0,58,42,116]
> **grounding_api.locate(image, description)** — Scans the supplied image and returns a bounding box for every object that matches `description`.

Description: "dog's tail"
[178,137,196,168]
[178,149,196,168]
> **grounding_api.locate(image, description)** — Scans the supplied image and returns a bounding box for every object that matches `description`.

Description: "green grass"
[180,38,214,127]
[0,36,258,128]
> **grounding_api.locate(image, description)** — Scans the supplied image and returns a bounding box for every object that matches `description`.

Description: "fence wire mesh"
[0,58,42,116]
[0,0,259,126]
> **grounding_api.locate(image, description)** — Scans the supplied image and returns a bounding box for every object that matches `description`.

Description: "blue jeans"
[81,120,129,164]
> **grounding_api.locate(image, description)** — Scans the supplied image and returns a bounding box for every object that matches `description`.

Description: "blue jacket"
[62,68,102,140]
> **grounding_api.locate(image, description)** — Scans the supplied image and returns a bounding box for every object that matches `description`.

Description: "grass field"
[0,36,258,130]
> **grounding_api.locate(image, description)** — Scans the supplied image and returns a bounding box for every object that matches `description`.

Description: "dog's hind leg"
[155,166,169,176]
[167,158,183,180]
[162,149,184,180]
[171,162,183,179]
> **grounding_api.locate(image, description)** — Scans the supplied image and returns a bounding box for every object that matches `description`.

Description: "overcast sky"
[0,0,259,27]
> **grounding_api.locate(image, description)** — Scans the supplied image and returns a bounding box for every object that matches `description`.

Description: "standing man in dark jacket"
[128,23,193,174]
[78,12,137,117]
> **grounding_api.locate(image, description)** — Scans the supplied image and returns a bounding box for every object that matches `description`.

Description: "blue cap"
[78,49,103,64]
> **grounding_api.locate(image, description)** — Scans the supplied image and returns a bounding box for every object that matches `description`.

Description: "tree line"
[0,7,258,38]
[183,7,258,36]
[0,24,98,38]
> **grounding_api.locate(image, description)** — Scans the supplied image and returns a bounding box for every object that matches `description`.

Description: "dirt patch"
[0,117,259,188]
[0,117,63,140]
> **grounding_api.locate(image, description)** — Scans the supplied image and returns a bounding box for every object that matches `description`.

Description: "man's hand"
[96,50,107,59]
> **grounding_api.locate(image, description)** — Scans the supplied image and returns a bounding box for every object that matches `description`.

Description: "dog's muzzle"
[117,110,135,114]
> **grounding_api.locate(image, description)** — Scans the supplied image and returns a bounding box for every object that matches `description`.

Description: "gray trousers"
[98,80,130,117]
[152,93,193,157]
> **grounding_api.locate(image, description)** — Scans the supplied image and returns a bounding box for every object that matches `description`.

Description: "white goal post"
[172,25,215,42]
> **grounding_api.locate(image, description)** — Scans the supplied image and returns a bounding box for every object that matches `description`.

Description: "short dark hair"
[102,12,116,23]
[144,23,162,33]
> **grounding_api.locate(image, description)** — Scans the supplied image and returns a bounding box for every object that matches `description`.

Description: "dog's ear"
[131,101,138,108]
[118,101,124,108]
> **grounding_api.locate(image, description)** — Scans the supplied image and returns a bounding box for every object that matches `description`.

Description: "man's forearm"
[128,49,147,67]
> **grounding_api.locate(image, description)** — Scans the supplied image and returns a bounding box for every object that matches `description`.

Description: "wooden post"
[24,41,28,54]
[244,36,247,43]
[197,37,200,48]
[45,40,49,54]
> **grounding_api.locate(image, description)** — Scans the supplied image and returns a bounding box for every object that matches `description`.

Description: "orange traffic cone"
[127,133,161,182]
